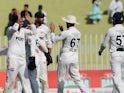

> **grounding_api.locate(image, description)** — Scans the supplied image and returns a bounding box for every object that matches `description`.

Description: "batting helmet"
[112,12,124,24]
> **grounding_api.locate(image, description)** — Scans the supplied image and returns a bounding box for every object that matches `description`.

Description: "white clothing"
[100,24,124,93]
[109,0,123,17]
[36,24,52,49]
[101,24,124,53]
[4,23,34,93]
[51,26,89,93]
[25,26,48,93]
[36,24,51,93]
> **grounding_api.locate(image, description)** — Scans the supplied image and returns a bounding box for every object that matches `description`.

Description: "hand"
[25,12,33,24]
[16,11,21,23]
[59,24,64,31]
[49,22,55,32]
[98,51,102,56]
[44,52,53,66]
[16,11,21,20]
[28,57,36,70]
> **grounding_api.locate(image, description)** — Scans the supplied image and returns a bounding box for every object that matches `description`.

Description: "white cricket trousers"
[112,63,124,93]
[39,54,48,93]
[3,56,32,93]
[110,52,124,93]
[57,62,88,93]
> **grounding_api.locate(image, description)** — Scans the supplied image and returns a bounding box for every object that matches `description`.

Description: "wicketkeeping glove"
[44,52,53,66]
[28,57,36,70]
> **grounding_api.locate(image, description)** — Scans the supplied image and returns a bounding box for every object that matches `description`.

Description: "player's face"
[24,6,28,11]
[35,18,44,26]
[66,23,71,28]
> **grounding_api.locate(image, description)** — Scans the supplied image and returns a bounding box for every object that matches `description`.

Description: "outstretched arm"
[98,30,110,56]
[50,22,66,43]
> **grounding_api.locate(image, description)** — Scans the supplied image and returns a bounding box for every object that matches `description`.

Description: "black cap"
[112,12,124,24]
[35,12,44,18]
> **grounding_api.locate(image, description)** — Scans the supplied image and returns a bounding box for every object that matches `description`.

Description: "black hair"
[38,5,43,10]
[66,23,75,28]
[24,4,28,8]
[12,8,16,11]
[112,12,124,25]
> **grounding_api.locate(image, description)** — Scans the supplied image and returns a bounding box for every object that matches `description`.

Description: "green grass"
[0,0,115,35]
[0,0,124,70]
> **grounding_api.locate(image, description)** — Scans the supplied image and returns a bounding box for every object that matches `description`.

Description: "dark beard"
[35,20,43,26]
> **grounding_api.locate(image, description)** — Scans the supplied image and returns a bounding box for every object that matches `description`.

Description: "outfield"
[0,0,113,35]
[0,0,124,70]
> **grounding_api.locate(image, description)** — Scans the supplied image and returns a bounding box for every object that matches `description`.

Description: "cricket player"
[98,12,124,93]
[29,12,52,93]
[26,32,48,93]
[50,15,89,93]
[3,13,35,93]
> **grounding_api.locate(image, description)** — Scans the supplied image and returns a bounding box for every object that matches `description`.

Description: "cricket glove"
[28,56,36,70]
[44,52,53,66]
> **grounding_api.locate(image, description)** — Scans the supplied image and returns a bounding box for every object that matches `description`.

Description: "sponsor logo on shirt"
[16,37,24,41]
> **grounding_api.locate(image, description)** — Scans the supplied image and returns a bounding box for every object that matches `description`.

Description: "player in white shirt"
[109,0,123,23]
[31,12,52,93]
[26,32,48,93]
[98,12,124,93]
[50,15,89,93]
[3,13,34,93]
[1,12,48,93]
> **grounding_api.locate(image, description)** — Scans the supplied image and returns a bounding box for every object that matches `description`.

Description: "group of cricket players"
[1,2,124,93]
[3,7,53,93]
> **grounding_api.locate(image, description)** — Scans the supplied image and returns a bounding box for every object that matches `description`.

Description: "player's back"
[60,27,81,63]
[62,27,81,53]
[108,24,124,52]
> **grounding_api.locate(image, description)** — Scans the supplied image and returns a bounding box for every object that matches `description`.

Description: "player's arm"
[36,36,48,53]
[28,33,48,55]
[98,30,110,56]
[50,22,66,43]
[46,28,53,53]
[24,12,37,34]
[7,23,19,37]
[35,34,53,66]
[51,31,67,43]
[27,36,36,70]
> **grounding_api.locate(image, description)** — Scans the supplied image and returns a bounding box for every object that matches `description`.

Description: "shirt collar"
[68,26,75,30]
[115,24,123,28]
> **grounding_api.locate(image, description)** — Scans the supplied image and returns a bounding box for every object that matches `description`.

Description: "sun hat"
[62,15,79,24]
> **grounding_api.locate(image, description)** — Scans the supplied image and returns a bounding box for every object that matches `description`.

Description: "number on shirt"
[70,38,80,47]
[116,35,124,46]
